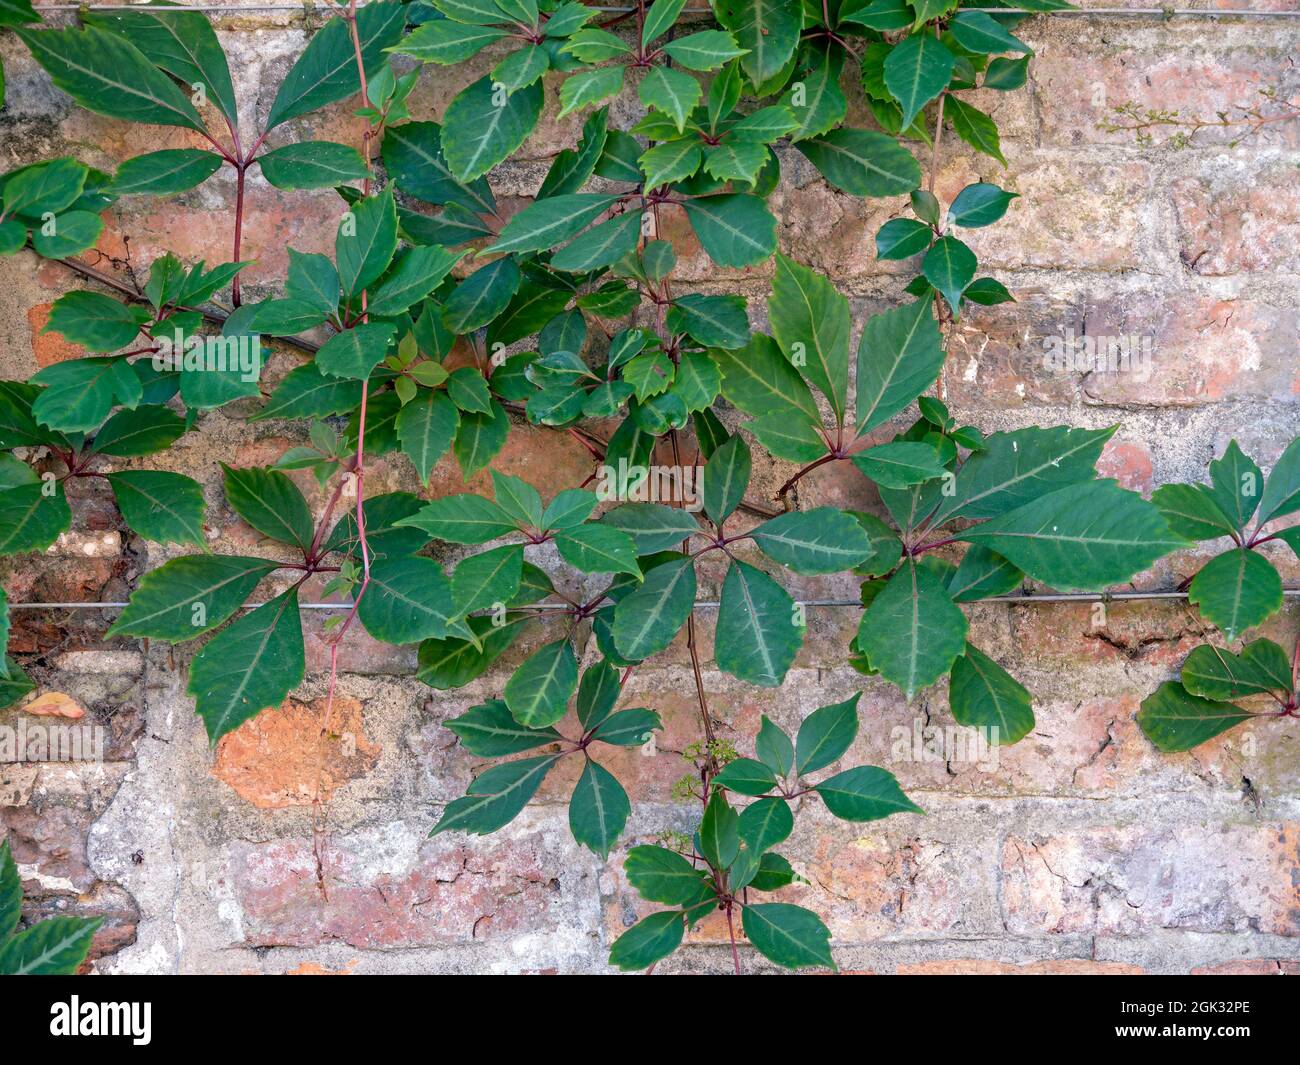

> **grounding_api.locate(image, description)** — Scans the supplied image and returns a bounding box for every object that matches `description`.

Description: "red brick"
[1173,165,1300,275]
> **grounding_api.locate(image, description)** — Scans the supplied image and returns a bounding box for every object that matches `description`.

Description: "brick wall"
[0,2,1298,974]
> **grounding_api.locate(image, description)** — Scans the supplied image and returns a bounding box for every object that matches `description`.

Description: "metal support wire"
[24,3,1300,15]
[9,589,1300,611]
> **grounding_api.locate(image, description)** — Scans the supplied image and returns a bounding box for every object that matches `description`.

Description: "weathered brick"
[1173,164,1300,274]
[898,959,1144,975]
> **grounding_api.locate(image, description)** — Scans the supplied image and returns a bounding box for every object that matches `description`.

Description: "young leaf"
[396,389,459,485]
[188,589,305,743]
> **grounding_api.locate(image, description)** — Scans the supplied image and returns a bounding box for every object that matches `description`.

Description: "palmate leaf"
[432,754,561,837]
[1207,440,1261,534]
[1136,681,1255,753]
[949,643,1034,744]
[638,65,701,133]
[716,560,802,687]
[741,903,834,971]
[188,589,305,743]
[1187,548,1282,642]
[398,492,518,543]
[0,915,102,976]
[442,77,545,183]
[454,401,510,480]
[569,759,631,859]
[857,560,967,699]
[852,441,946,489]
[960,480,1187,592]
[715,0,800,88]
[768,254,850,421]
[698,790,739,868]
[266,1,406,129]
[589,708,661,746]
[17,25,205,131]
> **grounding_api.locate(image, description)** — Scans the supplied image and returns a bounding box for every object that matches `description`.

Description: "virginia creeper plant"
[0,0,1291,973]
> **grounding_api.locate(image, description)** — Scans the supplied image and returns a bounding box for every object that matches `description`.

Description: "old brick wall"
[1,2,1298,974]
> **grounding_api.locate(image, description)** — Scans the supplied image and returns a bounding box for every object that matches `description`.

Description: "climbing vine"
[0,0,1296,974]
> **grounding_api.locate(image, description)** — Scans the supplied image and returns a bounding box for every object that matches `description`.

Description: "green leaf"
[713,333,819,423]
[769,254,849,420]
[0,482,72,556]
[488,193,619,256]
[638,65,701,133]
[451,544,524,616]
[945,96,1006,165]
[256,140,370,191]
[442,77,544,182]
[29,358,116,432]
[960,481,1188,591]
[797,128,921,198]
[336,189,398,300]
[444,257,521,333]
[816,765,921,821]
[315,323,396,380]
[851,441,946,489]
[42,291,145,352]
[698,789,739,869]
[715,0,800,88]
[1136,681,1254,753]
[1187,548,1283,642]
[17,25,204,130]
[754,717,793,779]
[266,1,405,129]
[794,692,860,776]
[1152,483,1238,542]
[681,194,776,269]
[418,615,523,688]
[542,488,598,532]
[667,293,749,349]
[432,754,560,836]
[106,149,219,196]
[556,523,641,577]
[639,140,702,192]
[883,32,954,130]
[588,707,661,746]
[923,235,976,316]
[949,643,1034,743]
[625,845,708,905]
[0,838,20,937]
[932,425,1113,524]
[90,404,184,456]
[1181,639,1292,702]
[569,759,631,859]
[446,366,494,414]
[108,470,205,546]
[29,209,102,259]
[949,11,1032,56]
[399,492,518,543]
[716,560,802,687]
[875,217,932,260]
[2,157,87,216]
[609,910,685,971]
[750,508,873,574]
[858,561,967,699]
[1257,437,1300,528]
[947,543,1023,602]
[381,121,496,214]
[739,797,792,856]
[854,299,944,437]
[714,757,777,796]
[703,434,751,525]
[222,464,313,550]
[106,555,276,642]
[0,656,35,709]
[983,54,1029,91]
[557,65,625,118]
[253,363,359,423]
[357,556,460,644]
[1207,440,1262,533]
[576,658,621,730]
[395,388,459,485]
[742,903,834,970]
[505,638,579,728]
[454,401,510,480]
[641,0,687,46]
[612,555,696,661]
[601,503,700,554]
[947,181,1018,228]
[0,915,102,976]
[188,589,304,743]
[394,19,508,63]
[783,46,846,140]
[662,30,746,72]
[551,211,641,273]
[324,492,431,561]
[446,698,561,756]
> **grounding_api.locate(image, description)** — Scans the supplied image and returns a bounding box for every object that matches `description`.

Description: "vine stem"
[313,0,376,896]
[725,902,742,975]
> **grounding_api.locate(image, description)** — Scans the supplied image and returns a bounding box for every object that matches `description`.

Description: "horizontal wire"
[25,3,1300,15]
[10,589,1300,610]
